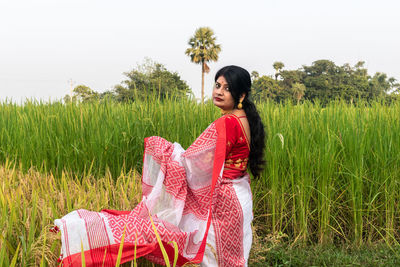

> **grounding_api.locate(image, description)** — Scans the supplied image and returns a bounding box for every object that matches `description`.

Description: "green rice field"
[1,98,400,266]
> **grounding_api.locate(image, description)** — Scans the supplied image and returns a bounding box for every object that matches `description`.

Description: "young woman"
[54,65,265,267]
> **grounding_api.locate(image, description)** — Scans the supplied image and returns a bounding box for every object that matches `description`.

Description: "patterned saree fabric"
[54,115,253,266]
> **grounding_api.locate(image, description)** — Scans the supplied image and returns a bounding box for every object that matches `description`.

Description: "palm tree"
[291,82,306,105]
[273,61,285,81]
[185,27,221,104]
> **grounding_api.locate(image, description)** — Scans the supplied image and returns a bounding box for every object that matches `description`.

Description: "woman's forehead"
[216,76,228,84]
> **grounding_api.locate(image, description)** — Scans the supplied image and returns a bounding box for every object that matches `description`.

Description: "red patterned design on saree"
[212,180,245,266]
[183,185,212,220]
[144,136,174,172]
[163,160,187,201]
[103,208,187,255]
[184,123,217,157]
[77,210,114,265]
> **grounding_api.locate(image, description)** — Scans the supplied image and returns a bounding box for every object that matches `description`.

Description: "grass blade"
[80,240,86,267]
[115,224,127,267]
[148,210,170,267]
[9,242,20,267]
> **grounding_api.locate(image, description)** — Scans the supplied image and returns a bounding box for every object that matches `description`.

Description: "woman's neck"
[220,108,246,117]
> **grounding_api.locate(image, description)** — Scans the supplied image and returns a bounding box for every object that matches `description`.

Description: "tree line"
[252,60,400,105]
[65,27,399,104]
[64,58,192,103]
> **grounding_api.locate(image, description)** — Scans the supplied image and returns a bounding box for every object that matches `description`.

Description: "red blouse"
[223,114,250,180]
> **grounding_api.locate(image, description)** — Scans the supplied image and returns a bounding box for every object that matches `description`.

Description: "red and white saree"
[54,115,253,266]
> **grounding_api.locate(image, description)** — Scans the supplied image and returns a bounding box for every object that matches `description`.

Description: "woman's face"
[212,76,235,111]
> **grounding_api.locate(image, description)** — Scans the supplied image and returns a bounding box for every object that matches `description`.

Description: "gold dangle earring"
[238,100,243,109]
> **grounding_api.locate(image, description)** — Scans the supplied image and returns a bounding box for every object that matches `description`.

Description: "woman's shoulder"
[214,114,246,137]
[225,114,243,125]
[219,114,242,134]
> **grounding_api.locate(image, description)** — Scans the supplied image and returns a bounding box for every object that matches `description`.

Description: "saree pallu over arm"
[54,116,251,266]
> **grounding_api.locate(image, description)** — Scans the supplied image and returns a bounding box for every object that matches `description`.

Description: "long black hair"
[215,65,266,178]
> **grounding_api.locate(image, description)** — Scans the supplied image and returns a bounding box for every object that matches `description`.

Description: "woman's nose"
[215,87,223,95]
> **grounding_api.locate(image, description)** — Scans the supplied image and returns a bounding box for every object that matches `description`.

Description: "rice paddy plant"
[0,98,218,179]
[1,98,400,265]
[0,162,144,266]
[254,100,400,246]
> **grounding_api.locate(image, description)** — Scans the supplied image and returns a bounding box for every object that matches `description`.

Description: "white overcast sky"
[0,0,399,102]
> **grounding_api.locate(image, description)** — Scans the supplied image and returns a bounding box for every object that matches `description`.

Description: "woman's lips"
[214,97,223,101]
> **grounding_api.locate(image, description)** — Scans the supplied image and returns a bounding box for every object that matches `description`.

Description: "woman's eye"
[225,87,229,91]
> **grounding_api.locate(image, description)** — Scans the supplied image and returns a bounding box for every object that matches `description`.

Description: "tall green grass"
[1,99,400,265]
[256,100,400,246]
[0,98,217,178]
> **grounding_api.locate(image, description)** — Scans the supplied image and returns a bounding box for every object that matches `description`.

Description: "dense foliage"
[252,60,400,104]
[65,59,192,103]
[113,59,192,101]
